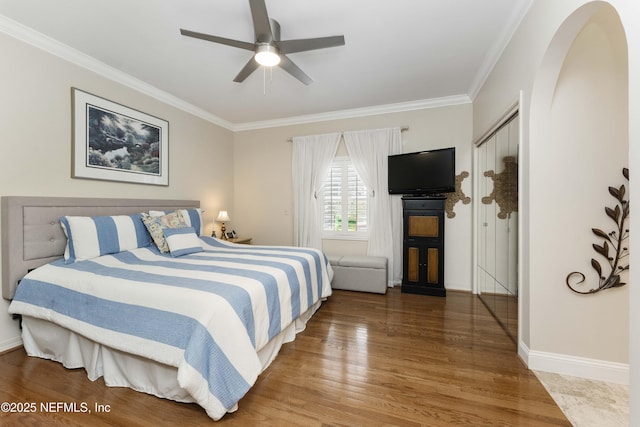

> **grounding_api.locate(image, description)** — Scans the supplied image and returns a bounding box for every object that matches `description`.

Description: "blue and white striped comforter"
[8,237,333,420]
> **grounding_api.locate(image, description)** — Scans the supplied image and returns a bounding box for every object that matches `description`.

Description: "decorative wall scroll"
[566,168,629,294]
[445,171,471,218]
[481,156,518,219]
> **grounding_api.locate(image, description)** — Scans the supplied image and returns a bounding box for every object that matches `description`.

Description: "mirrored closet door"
[476,113,519,342]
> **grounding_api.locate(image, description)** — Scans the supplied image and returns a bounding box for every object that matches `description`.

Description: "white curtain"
[292,132,341,249]
[343,127,403,286]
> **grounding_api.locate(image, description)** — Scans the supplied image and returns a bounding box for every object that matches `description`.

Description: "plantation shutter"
[323,164,342,231]
[323,158,367,233]
[347,162,368,232]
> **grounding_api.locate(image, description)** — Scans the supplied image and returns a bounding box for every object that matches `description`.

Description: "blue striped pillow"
[60,214,152,263]
[163,227,203,257]
[149,209,203,235]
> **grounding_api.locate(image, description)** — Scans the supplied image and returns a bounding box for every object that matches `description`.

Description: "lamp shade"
[216,210,230,222]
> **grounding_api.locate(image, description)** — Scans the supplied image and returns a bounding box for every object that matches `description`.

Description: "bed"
[1,196,333,420]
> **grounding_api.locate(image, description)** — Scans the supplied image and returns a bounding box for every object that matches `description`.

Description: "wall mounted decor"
[72,88,169,186]
[566,168,629,294]
[481,156,518,219]
[445,171,471,218]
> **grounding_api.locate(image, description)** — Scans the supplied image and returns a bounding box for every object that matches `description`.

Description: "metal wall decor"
[481,156,518,219]
[566,168,629,294]
[445,171,471,218]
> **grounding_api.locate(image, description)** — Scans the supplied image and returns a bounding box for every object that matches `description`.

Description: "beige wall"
[533,6,628,362]
[474,0,636,393]
[0,32,234,350]
[233,104,474,291]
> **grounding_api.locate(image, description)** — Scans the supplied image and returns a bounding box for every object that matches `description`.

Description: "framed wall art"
[72,88,169,186]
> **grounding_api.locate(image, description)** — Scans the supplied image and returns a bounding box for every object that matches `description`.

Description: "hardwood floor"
[0,288,569,426]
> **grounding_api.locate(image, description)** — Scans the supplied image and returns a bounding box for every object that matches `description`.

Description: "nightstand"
[229,237,252,244]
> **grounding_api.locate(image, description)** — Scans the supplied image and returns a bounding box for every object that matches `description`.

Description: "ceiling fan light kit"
[180,0,345,85]
[255,44,281,67]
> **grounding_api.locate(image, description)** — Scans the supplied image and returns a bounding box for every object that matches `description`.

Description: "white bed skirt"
[20,300,323,415]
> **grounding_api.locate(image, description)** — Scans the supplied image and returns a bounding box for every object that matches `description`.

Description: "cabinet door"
[408,214,439,238]
[405,242,441,286]
[425,246,440,285]
[406,244,421,283]
[405,209,442,240]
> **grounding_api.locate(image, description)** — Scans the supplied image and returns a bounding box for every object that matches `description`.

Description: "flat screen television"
[387,147,455,195]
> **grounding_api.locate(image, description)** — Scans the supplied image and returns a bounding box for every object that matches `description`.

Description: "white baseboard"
[445,282,473,292]
[519,341,629,385]
[0,336,22,354]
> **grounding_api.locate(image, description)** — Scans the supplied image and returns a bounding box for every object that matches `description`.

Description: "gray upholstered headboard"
[1,196,200,300]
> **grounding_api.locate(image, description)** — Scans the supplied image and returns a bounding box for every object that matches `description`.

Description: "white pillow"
[60,214,151,263]
[163,227,203,257]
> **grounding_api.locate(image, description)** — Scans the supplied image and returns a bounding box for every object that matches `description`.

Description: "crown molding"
[1,14,472,133]
[467,0,534,100]
[0,14,235,130]
[232,95,471,132]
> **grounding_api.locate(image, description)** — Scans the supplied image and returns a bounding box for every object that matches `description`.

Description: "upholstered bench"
[327,255,388,294]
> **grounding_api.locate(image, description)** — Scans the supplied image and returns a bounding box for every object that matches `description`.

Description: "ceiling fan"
[180,0,345,85]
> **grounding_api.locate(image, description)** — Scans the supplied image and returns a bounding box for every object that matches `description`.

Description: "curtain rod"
[287,126,409,142]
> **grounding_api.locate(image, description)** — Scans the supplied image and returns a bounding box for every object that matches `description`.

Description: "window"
[322,157,368,238]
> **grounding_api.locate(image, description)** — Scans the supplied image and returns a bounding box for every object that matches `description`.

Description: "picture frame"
[72,88,169,186]
[226,232,235,239]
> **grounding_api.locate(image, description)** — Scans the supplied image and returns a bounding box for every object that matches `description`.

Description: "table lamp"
[216,211,230,240]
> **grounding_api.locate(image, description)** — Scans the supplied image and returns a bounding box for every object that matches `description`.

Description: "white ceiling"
[0,0,531,130]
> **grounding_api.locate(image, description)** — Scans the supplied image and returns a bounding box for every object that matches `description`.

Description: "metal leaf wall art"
[566,168,629,294]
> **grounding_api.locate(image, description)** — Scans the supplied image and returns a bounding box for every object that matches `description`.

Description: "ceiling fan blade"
[249,0,273,42]
[278,55,313,85]
[180,29,255,51]
[277,35,345,54]
[233,57,260,82]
